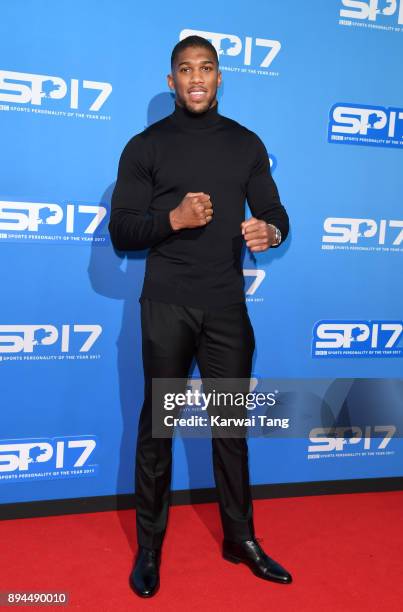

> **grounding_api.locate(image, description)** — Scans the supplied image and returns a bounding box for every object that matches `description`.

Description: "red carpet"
[0,491,402,611]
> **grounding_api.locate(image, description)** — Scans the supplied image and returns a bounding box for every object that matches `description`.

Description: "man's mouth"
[188,88,207,101]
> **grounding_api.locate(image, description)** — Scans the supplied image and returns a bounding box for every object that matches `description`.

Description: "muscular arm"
[108,134,175,251]
[245,134,289,246]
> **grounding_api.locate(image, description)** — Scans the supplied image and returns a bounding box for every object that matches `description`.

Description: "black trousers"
[135,298,256,549]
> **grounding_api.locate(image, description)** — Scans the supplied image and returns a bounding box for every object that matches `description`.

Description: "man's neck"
[171,100,221,129]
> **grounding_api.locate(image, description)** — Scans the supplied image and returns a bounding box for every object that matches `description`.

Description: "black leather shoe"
[129,546,161,597]
[223,538,292,584]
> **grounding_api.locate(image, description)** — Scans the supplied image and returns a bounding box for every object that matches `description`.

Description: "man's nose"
[190,71,204,84]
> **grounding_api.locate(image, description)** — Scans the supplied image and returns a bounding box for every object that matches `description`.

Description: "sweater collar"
[170,101,221,130]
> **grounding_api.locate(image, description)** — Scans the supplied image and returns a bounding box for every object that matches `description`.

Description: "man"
[109,35,291,598]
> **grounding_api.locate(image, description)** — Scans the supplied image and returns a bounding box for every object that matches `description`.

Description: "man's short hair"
[171,35,219,69]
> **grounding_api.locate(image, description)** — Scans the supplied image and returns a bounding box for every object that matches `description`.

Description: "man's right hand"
[169,192,213,231]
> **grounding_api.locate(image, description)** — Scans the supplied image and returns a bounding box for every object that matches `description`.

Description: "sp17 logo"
[0,325,102,355]
[308,425,396,452]
[179,29,281,69]
[0,436,97,482]
[328,103,403,148]
[340,0,403,24]
[0,70,112,111]
[0,201,108,244]
[322,217,403,249]
[312,320,403,358]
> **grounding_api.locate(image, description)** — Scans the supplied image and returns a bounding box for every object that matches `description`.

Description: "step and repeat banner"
[1,1,402,506]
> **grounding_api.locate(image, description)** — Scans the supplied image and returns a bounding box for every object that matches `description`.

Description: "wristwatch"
[267,223,282,246]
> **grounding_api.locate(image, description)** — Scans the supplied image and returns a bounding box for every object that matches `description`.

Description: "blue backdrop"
[1,0,402,505]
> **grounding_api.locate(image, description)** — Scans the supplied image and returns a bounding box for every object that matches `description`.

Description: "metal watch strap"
[267,223,281,246]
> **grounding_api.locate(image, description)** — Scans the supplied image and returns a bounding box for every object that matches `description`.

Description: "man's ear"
[167,73,175,91]
[217,69,222,88]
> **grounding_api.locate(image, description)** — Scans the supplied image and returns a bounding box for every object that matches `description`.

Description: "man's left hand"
[241,217,276,252]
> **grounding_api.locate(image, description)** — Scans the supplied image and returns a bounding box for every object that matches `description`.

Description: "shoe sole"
[129,577,160,598]
[222,552,292,584]
[222,552,242,564]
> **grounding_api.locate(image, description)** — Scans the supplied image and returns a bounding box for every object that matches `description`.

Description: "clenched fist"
[241,217,277,252]
[169,192,213,230]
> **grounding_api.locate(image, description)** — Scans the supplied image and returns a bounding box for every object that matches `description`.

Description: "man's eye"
[180,67,190,72]
[202,66,212,71]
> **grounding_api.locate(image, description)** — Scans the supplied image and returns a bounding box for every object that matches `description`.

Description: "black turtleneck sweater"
[108,102,289,308]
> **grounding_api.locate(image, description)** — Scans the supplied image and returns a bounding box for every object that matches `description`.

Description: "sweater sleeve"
[245,133,289,246]
[108,133,176,251]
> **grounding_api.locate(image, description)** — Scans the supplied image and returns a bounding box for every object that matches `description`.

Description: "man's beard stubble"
[178,91,218,115]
